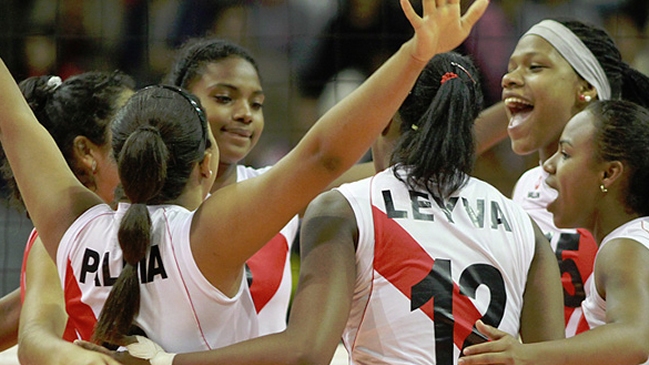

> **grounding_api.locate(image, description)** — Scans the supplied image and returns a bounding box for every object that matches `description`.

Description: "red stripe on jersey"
[20,229,39,303]
[246,233,289,313]
[372,206,483,348]
[21,230,97,341]
[575,311,590,335]
[63,258,97,341]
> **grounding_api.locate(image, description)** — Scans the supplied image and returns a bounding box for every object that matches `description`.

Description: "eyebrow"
[208,83,264,96]
[558,139,573,147]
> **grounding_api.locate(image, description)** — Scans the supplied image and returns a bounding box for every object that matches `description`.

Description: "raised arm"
[191,0,489,287]
[0,62,102,259]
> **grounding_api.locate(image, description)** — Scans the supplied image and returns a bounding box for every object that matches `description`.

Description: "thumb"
[460,0,489,33]
[475,319,506,340]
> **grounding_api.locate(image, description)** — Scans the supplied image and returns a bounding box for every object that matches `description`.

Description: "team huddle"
[0,0,648,364]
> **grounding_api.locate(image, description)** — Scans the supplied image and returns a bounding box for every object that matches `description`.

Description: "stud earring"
[600,184,608,193]
[579,94,592,103]
[91,160,97,173]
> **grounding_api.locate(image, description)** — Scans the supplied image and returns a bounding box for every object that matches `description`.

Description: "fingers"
[476,319,507,340]
[400,0,421,28]
[458,352,506,365]
[460,0,490,32]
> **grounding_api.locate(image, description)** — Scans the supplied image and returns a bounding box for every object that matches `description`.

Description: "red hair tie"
[440,72,459,85]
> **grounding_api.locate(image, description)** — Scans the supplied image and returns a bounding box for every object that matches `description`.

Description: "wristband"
[126,335,176,365]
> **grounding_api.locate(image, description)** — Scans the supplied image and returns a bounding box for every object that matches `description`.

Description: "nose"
[233,100,253,124]
[501,68,522,89]
[543,151,558,175]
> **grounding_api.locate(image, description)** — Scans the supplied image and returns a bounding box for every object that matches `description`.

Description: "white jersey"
[57,203,259,353]
[337,168,536,365]
[581,217,649,365]
[512,165,598,336]
[237,165,298,335]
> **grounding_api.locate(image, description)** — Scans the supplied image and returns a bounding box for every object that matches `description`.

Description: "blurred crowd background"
[0,0,648,296]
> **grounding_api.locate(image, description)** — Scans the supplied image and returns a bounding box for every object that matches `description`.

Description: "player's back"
[336,169,535,364]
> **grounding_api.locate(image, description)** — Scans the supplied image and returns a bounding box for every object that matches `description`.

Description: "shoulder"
[305,190,355,220]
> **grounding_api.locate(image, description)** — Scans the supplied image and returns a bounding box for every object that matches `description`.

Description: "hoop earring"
[600,184,608,193]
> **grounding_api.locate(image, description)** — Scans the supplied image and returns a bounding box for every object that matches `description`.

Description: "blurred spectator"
[297,0,416,99]
[292,0,422,164]
[23,0,127,79]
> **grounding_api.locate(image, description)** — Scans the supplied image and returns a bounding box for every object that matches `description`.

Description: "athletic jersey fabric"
[237,165,298,335]
[581,217,649,365]
[512,165,598,337]
[23,164,295,345]
[337,168,536,365]
[56,203,259,353]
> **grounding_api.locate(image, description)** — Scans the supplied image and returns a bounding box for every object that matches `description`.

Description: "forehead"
[562,110,597,146]
[198,57,261,87]
[510,35,568,64]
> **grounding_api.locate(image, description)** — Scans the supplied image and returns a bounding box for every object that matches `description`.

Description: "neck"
[211,162,238,193]
[169,193,203,211]
[590,200,640,244]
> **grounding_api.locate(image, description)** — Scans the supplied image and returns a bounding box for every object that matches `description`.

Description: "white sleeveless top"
[57,203,258,353]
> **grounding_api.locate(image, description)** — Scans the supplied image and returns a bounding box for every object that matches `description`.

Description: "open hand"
[401,0,489,62]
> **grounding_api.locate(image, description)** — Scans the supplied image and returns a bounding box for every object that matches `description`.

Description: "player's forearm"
[0,288,20,351]
[474,101,508,154]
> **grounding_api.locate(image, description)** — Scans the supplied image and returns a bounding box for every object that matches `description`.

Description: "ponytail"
[92,126,168,346]
[391,53,483,206]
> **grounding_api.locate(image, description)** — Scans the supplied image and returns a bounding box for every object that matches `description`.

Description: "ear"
[199,151,213,180]
[600,160,623,192]
[72,136,97,173]
[577,82,597,104]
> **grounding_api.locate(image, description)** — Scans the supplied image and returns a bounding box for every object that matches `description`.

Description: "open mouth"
[504,97,534,129]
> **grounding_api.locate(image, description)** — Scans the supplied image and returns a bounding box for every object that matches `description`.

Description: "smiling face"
[502,35,587,161]
[543,111,603,230]
[188,57,264,167]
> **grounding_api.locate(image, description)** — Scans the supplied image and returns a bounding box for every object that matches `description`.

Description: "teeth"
[504,97,533,107]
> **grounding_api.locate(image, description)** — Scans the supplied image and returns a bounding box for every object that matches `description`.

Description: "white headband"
[524,19,611,100]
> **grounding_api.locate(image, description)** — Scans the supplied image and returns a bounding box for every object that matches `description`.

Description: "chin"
[510,140,537,157]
